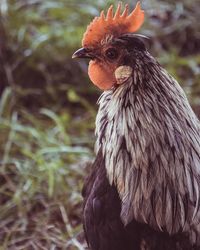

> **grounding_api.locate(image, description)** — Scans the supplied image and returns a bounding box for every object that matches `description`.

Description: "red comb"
[82,2,145,47]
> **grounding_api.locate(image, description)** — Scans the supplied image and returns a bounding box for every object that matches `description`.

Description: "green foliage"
[0,87,93,248]
[0,0,199,248]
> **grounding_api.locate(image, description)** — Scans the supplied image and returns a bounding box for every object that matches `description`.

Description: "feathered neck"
[95,51,200,235]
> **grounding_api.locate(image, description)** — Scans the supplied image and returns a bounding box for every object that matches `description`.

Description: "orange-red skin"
[82,2,144,48]
[88,61,117,90]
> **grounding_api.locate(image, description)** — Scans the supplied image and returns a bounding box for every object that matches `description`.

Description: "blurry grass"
[0,87,94,249]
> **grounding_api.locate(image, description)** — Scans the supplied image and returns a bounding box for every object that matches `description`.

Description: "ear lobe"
[115,65,133,85]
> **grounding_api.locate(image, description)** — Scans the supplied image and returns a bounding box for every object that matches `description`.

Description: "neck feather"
[95,51,200,234]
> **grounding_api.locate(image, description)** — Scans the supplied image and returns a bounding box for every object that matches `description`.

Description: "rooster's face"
[72,2,145,90]
[73,34,146,90]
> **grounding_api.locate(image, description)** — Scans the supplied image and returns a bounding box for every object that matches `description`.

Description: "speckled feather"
[78,4,200,248]
[83,151,200,250]
[95,49,200,243]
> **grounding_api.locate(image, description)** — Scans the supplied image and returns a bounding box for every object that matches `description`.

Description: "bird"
[72,2,200,250]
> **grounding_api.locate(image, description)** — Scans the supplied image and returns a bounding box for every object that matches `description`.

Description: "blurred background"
[0,0,199,249]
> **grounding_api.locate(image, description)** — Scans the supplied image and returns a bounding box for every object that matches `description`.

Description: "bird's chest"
[95,90,200,235]
[95,89,154,190]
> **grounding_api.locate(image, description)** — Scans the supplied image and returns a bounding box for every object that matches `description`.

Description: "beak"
[72,48,94,59]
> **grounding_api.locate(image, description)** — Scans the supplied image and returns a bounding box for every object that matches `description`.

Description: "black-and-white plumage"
[81,35,200,250]
[72,3,200,247]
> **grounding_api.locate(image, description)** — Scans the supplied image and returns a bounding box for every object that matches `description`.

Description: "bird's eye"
[105,48,119,60]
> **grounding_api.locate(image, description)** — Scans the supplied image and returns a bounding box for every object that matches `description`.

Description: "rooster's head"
[72,2,145,90]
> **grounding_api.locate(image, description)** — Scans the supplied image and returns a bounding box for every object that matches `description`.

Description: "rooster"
[72,2,200,250]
